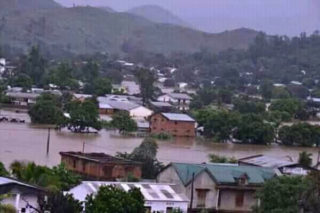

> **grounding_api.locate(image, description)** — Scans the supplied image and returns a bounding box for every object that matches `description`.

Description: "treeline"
[194,98,320,146]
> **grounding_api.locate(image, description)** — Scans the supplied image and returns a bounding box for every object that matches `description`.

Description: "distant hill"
[0,0,61,11]
[127,5,190,28]
[99,6,116,13]
[0,6,259,58]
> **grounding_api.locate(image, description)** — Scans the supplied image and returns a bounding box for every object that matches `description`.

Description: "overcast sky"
[55,0,320,36]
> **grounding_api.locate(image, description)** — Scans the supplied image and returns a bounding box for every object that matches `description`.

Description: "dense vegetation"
[254,174,320,213]
[85,185,145,213]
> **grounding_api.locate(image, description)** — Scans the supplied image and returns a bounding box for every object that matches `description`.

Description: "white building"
[68,181,189,213]
[157,93,192,111]
[0,177,44,213]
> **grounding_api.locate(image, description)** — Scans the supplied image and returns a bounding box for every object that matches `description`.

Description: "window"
[235,191,244,207]
[196,189,208,208]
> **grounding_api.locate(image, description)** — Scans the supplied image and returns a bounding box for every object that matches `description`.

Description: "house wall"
[145,200,189,213]
[150,114,195,137]
[157,95,177,103]
[157,166,260,212]
[185,171,217,209]
[99,108,114,115]
[157,166,186,194]
[2,193,39,213]
[61,155,142,180]
[218,189,256,212]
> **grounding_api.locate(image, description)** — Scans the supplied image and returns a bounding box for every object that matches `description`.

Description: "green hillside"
[0,6,258,57]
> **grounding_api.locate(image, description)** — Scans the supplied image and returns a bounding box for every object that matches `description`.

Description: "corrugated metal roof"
[98,97,139,111]
[68,182,189,203]
[238,155,297,169]
[162,113,195,122]
[171,163,275,186]
[0,177,41,190]
[169,93,192,100]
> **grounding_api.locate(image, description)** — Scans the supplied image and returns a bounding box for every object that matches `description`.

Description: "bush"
[151,132,172,140]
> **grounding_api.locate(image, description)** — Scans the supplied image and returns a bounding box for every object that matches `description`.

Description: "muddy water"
[0,110,319,168]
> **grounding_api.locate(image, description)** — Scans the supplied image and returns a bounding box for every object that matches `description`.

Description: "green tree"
[209,154,237,163]
[0,162,8,176]
[10,161,80,192]
[81,60,99,83]
[269,98,304,119]
[298,151,313,167]
[110,111,137,133]
[83,77,112,96]
[253,176,310,213]
[11,73,33,90]
[272,87,291,99]
[39,192,83,213]
[194,109,239,141]
[234,99,265,114]
[18,46,46,86]
[49,63,79,90]
[260,80,273,100]
[234,114,275,145]
[85,185,144,213]
[136,68,156,105]
[28,93,65,125]
[117,137,163,179]
[278,123,320,147]
[67,99,102,133]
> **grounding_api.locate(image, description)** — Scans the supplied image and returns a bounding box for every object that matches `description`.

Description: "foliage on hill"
[0,6,258,58]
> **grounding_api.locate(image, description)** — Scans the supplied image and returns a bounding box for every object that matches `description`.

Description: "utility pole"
[82,141,85,153]
[189,172,195,210]
[46,128,50,156]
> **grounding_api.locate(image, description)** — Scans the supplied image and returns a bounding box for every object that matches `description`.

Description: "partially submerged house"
[157,163,275,212]
[98,96,152,119]
[60,152,142,181]
[0,176,44,212]
[157,93,192,111]
[238,154,316,176]
[68,182,189,213]
[150,113,196,137]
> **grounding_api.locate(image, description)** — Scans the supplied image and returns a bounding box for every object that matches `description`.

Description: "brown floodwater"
[0,110,320,168]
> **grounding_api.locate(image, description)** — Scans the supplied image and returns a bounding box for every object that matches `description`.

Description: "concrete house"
[60,152,142,181]
[157,93,192,111]
[68,181,189,213]
[97,96,153,119]
[157,163,276,213]
[0,176,44,212]
[150,113,196,137]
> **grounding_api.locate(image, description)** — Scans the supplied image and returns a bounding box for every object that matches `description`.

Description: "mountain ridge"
[127,5,191,28]
[0,6,259,58]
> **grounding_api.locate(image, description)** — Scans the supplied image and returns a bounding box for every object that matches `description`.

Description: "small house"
[157,93,192,111]
[68,181,189,213]
[150,113,195,137]
[60,152,142,181]
[157,163,276,212]
[0,176,44,212]
[238,154,316,176]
